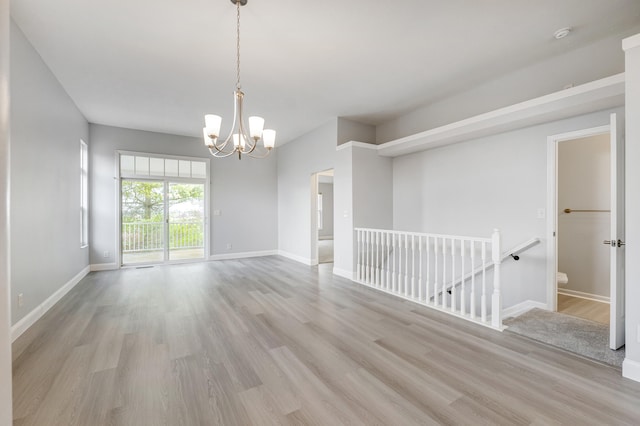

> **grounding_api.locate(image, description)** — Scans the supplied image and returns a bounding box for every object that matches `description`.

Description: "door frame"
[545,124,611,311]
[310,168,334,266]
[115,151,210,268]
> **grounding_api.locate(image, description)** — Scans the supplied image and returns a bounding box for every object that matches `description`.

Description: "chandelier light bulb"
[263,129,276,149]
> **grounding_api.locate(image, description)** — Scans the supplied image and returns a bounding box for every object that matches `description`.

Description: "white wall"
[377,28,639,144]
[333,146,353,276]
[558,134,610,298]
[623,33,640,382]
[318,182,334,239]
[0,0,12,421]
[352,147,393,230]
[337,118,375,145]
[392,108,622,309]
[89,124,278,265]
[332,143,393,279]
[277,120,338,262]
[10,22,89,325]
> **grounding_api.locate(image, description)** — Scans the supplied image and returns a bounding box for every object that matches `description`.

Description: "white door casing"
[609,113,625,350]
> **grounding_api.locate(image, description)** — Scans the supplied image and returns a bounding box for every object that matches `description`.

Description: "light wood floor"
[12,257,640,425]
[558,293,610,324]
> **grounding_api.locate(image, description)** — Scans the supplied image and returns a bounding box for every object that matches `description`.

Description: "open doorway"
[311,169,334,264]
[547,113,625,350]
[556,134,611,324]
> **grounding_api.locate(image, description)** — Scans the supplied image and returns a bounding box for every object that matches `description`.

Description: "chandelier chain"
[236,0,241,90]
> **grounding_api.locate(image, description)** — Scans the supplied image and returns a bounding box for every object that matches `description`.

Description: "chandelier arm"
[209,143,234,157]
[208,147,237,158]
[236,91,258,153]
[244,148,273,159]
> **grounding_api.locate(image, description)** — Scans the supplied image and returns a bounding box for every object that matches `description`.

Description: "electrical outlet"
[226,243,232,250]
[537,208,546,219]
[213,209,221,216]
[103,251,110,258]
[18,293,24,308]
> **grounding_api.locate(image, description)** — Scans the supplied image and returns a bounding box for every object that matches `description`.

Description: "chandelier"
[202,0,276,160]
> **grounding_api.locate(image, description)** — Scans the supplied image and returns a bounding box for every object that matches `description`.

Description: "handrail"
[435,237,541,298]
[355,227,491,243]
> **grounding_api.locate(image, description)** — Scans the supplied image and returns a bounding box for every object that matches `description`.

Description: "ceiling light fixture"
[202,0,275,160]
[553,27,572,40]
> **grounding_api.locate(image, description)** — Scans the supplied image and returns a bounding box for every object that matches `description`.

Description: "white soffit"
[377,73,625,157]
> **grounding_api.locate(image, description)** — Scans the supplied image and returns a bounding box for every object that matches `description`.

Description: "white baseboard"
[333,268,353,280]
[502,300,547,319]
[557,288,610,303]
[210,250,278,261]
[12,265,90,342]
[623,358,640,383]
[277,250,313,266]
[90,263,119,272]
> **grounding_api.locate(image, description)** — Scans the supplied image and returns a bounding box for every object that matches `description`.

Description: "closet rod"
[563,208,610,214]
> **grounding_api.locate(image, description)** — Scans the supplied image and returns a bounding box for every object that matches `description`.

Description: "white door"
[609,113,625,350]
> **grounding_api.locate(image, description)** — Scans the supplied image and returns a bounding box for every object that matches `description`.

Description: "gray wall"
[377,28,639,144]
[318,182,334,239]
[89,124,278,265]
[277,119,337,261]
[0,0,12,420]
[10,22,89,325]
[558,134,610,298]
[392,108,622,309]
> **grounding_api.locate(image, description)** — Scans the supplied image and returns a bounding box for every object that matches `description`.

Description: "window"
[80,140,88,247]
[317,193,323,230]
[119,154,207,180]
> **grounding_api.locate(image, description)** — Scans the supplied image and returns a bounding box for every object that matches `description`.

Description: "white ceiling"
[10,0,640,144]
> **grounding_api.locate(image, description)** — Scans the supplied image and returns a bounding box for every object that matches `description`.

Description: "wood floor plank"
[11,257,640,425]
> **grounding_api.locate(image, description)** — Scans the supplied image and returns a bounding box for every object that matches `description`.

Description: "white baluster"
[356,230,362,281]
[434,237,439,306]
[491,229,502,329]
[418,235,423,301]
[481,241,487,323]
[471,240,476,319]
[375,231,380,286]
[404,234,409,296]
[426,236,431,304]
[460,239,466,316]
[385,232,390,289]
[442,238,447,308]
[411,235,416,299]
[392,233,397,292]
[398,234,403,293]
[451,238,456,313]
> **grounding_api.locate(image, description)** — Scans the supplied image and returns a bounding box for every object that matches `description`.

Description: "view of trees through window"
[121,180,205,263]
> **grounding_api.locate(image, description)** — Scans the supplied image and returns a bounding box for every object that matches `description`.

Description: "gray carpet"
[504,308,625,368]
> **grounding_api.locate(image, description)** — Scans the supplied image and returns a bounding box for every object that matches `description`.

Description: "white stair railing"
[355,228,503,330]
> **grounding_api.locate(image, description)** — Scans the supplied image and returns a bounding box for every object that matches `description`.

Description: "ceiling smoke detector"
[554,27,572,40]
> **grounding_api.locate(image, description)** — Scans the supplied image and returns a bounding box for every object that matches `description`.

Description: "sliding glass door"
[168,182,205,261]
[121,180,206,265]
[118,151,209,267]
[121,180,166,264]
